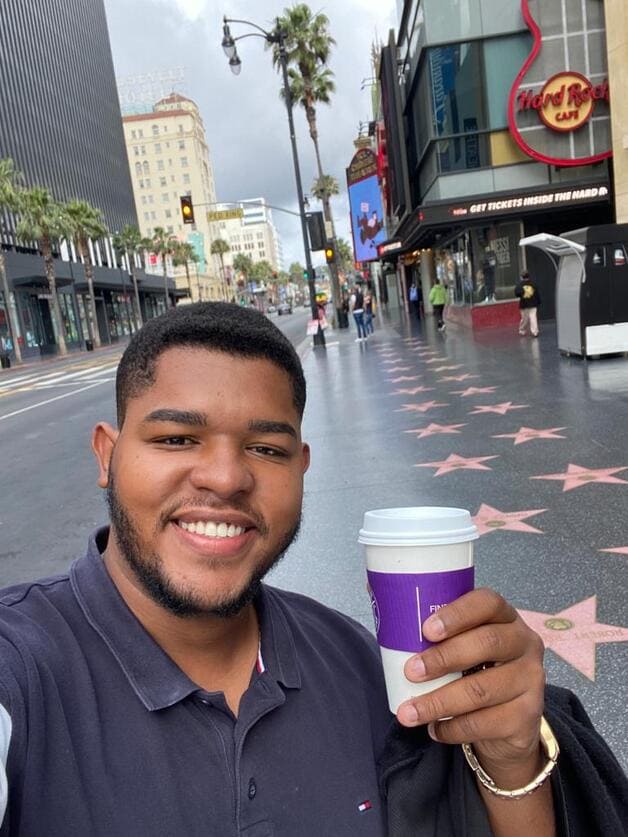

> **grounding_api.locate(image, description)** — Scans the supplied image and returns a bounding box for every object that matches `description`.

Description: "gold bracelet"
[461,716,559,799]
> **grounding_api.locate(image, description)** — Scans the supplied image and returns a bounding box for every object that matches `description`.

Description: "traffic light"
[303,268,309,281]
[180,195,195,225]
[325,245,335,264]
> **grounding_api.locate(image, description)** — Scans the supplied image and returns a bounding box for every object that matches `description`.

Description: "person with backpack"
[429,278,448,332]
[515,270,541,337]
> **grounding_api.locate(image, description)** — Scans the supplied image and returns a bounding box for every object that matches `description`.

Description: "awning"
[519,233,587,278]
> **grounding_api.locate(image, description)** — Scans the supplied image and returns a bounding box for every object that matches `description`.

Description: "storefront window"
[59,293,80,344]
[484,34,533,130]
[428,43,487,138]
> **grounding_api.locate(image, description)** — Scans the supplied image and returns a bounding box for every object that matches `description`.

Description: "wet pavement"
[268,308,628,770]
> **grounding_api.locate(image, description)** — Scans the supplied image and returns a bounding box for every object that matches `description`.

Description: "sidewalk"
[270,309,628,770]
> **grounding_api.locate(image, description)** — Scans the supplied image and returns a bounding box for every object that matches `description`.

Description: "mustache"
[158,497,269,536]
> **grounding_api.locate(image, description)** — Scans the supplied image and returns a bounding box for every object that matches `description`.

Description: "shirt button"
[248,779,257,800]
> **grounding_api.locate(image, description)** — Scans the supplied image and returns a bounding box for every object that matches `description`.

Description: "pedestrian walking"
[429,278,448,331]
[515,270,541,337]
[364,288,375,335]
[409,282,421,320]
[0,303,626,835]
[350,283,367,341]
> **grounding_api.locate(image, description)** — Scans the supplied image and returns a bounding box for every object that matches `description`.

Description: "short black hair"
[115,302,306,427]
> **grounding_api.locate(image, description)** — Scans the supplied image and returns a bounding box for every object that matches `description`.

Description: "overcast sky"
[103,0,398,268]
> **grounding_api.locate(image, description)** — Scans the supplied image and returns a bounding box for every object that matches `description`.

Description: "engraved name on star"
[472,504,546,536]
[493,426,567,445]
[469,402,529,416]
[396,401,449,414]
[451,387,498,397]
[531,464,628,492]
[391,386,434,396]
[518,596,628,680]
[415,453,499,476]
[404,423,466,439]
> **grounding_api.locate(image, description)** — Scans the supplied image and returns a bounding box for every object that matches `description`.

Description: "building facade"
[217,199,283,274]
[379,0,615,328]
[122,94,224,302]
[0,0,173,359]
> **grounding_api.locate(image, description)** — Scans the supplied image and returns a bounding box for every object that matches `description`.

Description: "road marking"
[0,382,106,423]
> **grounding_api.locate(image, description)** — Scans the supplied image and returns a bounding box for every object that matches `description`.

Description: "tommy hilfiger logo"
[357,800,373,813]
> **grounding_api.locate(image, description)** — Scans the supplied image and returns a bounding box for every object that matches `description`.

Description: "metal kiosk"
[520,224,628,358]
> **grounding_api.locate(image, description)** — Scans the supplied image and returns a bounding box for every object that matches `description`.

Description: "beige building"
[605,0,628,223]
[216,199,283,277]
[122,93,225,301]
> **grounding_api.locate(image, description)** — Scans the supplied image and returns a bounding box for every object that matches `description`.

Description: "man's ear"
[92,423,119,488]
[301,442,311,474]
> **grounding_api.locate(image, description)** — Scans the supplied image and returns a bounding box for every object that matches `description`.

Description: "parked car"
[277,302,293,315]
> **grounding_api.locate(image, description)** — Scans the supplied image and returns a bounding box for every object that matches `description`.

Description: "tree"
[16,187,70,356]
[173,241,201,302]
[0,159,23,364]
[250,260,274,284]
[232,253,253,284]
[151,227,177,308]
[289,261,305,280]
[312,174,339,204]
[115,225,144,327]
[336,237,354,273]
[210,238,231,300]
[273,4,341,313]
[65,199,108,348]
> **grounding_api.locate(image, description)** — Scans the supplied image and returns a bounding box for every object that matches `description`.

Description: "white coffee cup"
[359,507,478,714]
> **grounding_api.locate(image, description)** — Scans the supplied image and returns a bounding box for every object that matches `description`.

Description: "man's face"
[93,348,309,617]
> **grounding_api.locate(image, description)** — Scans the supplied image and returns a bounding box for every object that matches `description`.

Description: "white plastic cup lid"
[358,507,478,546]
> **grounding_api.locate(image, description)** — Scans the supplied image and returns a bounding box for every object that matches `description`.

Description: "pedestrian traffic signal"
[180,195,195,225]
[325,245,335,264]
[303,269,309,281]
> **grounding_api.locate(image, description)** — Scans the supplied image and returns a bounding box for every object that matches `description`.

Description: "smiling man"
[0,303,625,836]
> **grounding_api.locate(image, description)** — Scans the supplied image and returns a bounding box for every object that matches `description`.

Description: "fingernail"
[407,656,426,679]
[426,616,445,638]
[398,704,419,726]
[427,723,438,740]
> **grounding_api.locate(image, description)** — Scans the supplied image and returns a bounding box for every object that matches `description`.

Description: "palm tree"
[115,225,144,328]
[65,199,107,348]
[210,238,231,298]
[0,159,23,364]
[16,187,70,356]
[173,241,201,302]
[336,238,354,273]
[233,253,253,283]
[151,227,177,309]
[312,174,339,204]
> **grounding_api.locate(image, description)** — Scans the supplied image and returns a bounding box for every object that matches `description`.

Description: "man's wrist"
[475,746,546,792]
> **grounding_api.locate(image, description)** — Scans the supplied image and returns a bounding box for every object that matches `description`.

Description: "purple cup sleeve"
[367,567,475,653]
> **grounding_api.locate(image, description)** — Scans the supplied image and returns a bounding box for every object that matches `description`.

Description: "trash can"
[0,354,11,369]
[85,339,94,352]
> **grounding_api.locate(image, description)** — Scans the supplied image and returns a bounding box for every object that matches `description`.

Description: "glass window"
[157,160,165,171]
[484,34,533,130]
[165,209,172,219]
[143,161,150,175]
[161,193,169,203]
[155,142,162,153]
[152,125,159,136]
[160,176,167,187]
[429,43,487,137]
[135,162,142,175]
[613,246,627,267]
[178,140,186,150]
[183,174,191,185]
[181,157,188,168]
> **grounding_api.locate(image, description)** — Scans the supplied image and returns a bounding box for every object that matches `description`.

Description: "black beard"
[105,471,301,619]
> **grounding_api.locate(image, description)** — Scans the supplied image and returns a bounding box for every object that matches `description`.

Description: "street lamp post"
[222,16,325,347]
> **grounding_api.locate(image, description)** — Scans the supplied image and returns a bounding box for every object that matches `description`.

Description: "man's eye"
[250,445,285,457]
[155,436,196,446]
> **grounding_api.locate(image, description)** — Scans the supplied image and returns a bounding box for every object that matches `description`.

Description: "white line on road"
[0,361,118,393]
[0,382,106,423]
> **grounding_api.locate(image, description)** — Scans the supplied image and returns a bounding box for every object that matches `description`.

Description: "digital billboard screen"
[348,173,386,263]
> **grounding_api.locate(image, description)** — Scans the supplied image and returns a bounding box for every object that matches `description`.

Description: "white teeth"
[179,521,245,539]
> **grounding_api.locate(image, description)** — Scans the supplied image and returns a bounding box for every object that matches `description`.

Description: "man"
[515,270,541,337]
[350,283,367,342]
[0,304,625,836]
[429,278,448,332]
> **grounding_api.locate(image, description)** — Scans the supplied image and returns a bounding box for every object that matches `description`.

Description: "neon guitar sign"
[508,0,612,166]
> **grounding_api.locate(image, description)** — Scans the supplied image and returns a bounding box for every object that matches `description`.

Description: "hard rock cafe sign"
[508,0,612,166]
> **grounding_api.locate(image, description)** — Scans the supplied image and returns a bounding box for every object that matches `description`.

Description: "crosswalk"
[0,359,119,399]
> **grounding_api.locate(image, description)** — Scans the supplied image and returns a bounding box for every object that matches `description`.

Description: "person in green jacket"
[429,279,448,331]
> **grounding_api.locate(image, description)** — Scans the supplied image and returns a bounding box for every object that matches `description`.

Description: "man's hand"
[397,588,546,787]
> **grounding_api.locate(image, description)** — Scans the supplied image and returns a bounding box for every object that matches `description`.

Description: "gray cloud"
[103,0,396,266]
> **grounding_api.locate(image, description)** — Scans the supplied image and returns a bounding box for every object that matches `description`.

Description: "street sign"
[207,208,244,222]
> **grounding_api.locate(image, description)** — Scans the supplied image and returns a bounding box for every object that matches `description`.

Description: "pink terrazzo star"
[531,463,628,492]
[600,546,628,555]
[396,401,449,414]
[415,453,498,476]
[438,374,480,383]
[387,376,421,383]
[404,423,466,439]
[469,402,529,416]
[518,596,628,680]
[493,426,567,445]
[391,386,434,396]
[433,365,464,372]
[451,386,498,397]
[472,504,546,536]
[386,366,413,373]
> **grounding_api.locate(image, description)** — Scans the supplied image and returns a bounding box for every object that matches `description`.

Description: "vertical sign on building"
[346,148,387,263]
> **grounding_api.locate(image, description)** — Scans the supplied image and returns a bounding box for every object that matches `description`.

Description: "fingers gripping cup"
[359,507,478,714]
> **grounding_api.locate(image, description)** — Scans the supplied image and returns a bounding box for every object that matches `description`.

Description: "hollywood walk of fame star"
[396,401,450,414]
[387,376,421,383]
[417,351,441,357]
[438,374,480,383]
[518,596,628,680]
[433,365,464,372]
[531,463,628,492]
[469,401,529,416]
[600,546,628,555]
[424,357,450,364]
[493,426,567,445]
[381,358,404,365]
[385,366,413,373]
[415,453,499,476]
[404,423,466,439]
[391,386,434,396]
[472,504,546,536]
[451,386,498,397]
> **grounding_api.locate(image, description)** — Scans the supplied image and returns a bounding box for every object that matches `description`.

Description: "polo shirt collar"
[70,527,301,711]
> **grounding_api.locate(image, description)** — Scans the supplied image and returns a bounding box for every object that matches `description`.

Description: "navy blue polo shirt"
[0,529,393,836]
